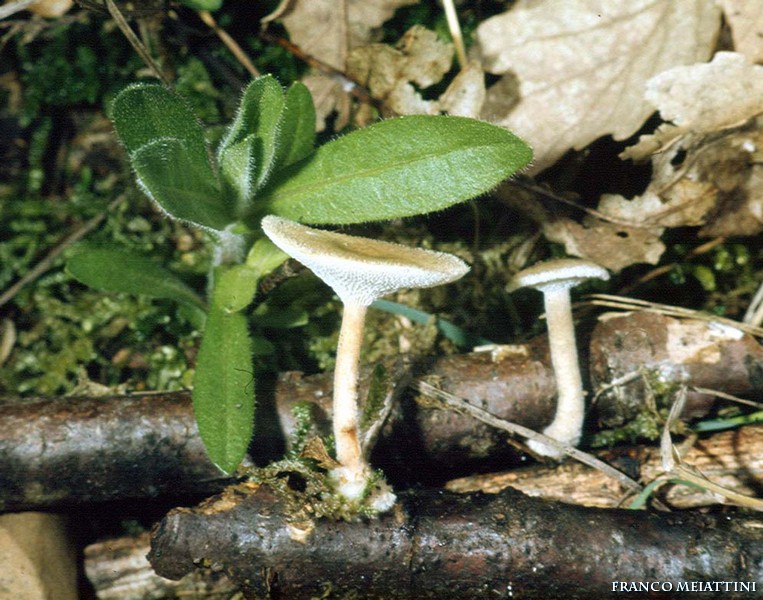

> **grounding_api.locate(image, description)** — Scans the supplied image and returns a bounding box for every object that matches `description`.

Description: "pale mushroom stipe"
[261,215,469,508]
[508,258,610,459]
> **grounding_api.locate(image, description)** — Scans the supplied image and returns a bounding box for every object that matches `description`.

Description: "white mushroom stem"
[332,302,368,477]
[528,286,584,458]
[261,215,469,508]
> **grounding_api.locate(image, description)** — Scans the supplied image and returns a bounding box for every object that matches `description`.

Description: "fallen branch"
[0,392,228,511]
[1,312,762,510]
[447,424,763,510]
[148,482,763,599]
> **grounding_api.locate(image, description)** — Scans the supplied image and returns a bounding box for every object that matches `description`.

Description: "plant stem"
[333,302,368,476]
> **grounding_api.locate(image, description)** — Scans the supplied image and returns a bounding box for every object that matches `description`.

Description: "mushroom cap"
[507,258,609,293]
[261,215,469,306]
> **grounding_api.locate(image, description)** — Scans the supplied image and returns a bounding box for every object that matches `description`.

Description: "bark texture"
[149,482,763,600]
[0,393,228,511]
[1,313,762,509]
[447,424,763,509]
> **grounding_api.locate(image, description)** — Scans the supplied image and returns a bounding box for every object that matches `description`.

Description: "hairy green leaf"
[218,75,285,200]
[66,245,205,309]
[132,138,232,230]
[219,134,259,212]
[111,83,210,168]
[193,304,254,474]
[274,82,316,169]
[111,84,233,229]
[256,115,533,224]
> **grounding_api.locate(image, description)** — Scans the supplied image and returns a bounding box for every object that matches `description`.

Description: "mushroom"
[507,258,609,459]
[261,215,469,508]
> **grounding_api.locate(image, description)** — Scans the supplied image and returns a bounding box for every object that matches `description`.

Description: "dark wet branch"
[148,483,763,600]
[1,312,762,510]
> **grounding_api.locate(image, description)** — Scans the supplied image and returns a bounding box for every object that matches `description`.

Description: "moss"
[14,16,141,124]
[175,57,223,124]
[0,279,199,396]
[589,371,684,448]
[247,457,393,523]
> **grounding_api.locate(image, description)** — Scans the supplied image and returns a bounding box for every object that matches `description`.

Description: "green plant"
[67,74,532,477]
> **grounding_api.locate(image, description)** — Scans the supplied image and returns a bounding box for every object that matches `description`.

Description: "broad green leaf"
[132,138,233,230]
[66,245,205,309]
[212,264,259,314]
[218,76,285,197]
[274,82,316,169]
[193,304,254,474]
[111,83,210,170]
[254,115,533,224]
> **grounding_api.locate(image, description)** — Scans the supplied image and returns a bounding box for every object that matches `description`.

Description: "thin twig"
[660,388,763,511]
[441,0,467,70]
[508,178,648,228]
[104,0,170,87]
[257,29,381,110]
[198,10,259,78]
[615,236,725,296]
[744,275,763,326]
[691,387,763,411]
[413,380,643,496]
[584,293,763,338]
[0,196,125,309]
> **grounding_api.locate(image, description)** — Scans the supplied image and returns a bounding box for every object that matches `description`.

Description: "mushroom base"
[328,465,397,514]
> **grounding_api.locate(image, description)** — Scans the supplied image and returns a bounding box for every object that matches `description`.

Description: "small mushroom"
[261,215,469,508]
[508,258,609,459]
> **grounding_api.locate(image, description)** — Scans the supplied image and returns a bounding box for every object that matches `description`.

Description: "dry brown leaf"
[348,25,453,115]
[347,26,486,117]
[543,216,665,273]
[624,52,763,159]
[609,122,763,238]
[279,0,418,130]
[597,189,716,229]
[719,0,763,63]
[496,183,667,272]
[476,0,720,174]
[437,61,486,118]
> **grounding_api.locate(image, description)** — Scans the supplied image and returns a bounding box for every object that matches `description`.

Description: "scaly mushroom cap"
[507,258,609,293]
[261,215,470,306]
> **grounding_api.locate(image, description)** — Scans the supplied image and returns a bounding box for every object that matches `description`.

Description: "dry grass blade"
[441,0,466,70]
[0,0,37,19]
[413,380,643,496]
[691,387,763,411]
[584,293,763,338]
[198,10,259,78]
[659,387,763,511]
[104,0,169,87]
